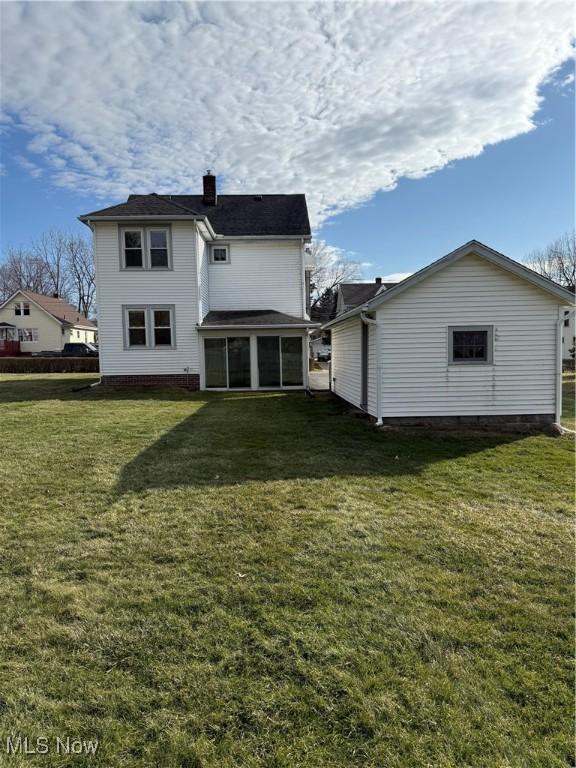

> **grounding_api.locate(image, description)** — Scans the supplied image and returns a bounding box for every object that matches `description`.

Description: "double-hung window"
[18,328,38,342]
[124,306,175,348]
[448,325,493,365]
[121,227,170,269]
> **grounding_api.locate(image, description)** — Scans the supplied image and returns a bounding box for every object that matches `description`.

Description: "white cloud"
[379,272,413,283]
[1,1,573,226]
[14,155,43,178]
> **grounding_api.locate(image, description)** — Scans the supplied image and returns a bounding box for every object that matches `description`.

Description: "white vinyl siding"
[375,254,559,417]
[208,240,304,316]
[330,316,363,408]
[93,221,200,376]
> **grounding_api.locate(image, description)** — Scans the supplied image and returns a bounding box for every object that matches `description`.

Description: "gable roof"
[79,193,311,237]
[338,281,397,310]
[0,290,96,329]
[323,240,575,328]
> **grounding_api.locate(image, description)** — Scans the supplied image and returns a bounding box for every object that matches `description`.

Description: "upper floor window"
[211,245,229,264]
[14,301,30,316]
[121,227,171,270]
[448,325,493,365]
[124,305,175,348]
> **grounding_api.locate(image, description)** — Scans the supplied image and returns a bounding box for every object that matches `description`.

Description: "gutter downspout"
[360,310,382,426]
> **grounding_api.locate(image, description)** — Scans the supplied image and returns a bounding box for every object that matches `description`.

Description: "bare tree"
[307,240,363,313]
[31,230,72,299]
[523,231,575,289]
[65,236,96,317]
[0,247,52,299]
[0,230,96,317]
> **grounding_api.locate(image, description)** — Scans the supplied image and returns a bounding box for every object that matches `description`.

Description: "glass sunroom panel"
[205,338,227,388]
[281,337,303,385]
[257,336,280,387]
[227,337,251,388]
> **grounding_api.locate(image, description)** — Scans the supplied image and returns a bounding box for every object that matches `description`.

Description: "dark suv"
[61,343,98,357]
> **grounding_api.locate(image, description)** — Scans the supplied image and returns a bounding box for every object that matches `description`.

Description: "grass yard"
[0,374,574,768]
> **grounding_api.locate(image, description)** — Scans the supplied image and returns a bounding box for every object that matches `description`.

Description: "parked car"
[61,342,98,357]
[317,350,331,362]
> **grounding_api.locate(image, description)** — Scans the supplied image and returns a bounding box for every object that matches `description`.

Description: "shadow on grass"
[115,391,525,492]
[0,377,195,403]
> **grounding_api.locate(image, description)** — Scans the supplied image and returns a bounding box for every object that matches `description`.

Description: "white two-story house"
[79,172,317,389]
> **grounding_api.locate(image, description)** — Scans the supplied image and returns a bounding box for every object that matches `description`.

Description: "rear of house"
[80,173,317,389]
[326,241,575,429]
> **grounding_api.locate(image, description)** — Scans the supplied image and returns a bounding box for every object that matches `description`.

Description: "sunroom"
[197,310,319,391]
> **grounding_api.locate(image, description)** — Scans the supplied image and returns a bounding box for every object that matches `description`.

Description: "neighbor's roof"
[199,309,318,328]
[12,290,97,329]
[79,193,311,237]
[323,240,576,329]
[339,282,397,309]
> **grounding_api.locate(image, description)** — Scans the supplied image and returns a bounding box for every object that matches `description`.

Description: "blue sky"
[1,2,573,279]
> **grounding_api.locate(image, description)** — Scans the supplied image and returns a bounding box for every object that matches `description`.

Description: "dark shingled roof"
[200,310,317,327]
[80,193,311,237]
[339,282,397,310]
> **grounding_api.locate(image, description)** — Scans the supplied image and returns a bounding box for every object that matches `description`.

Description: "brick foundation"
[101,374,200,389]
[378,413,555,433]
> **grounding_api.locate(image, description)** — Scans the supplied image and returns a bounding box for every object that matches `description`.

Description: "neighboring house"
[0,290,96,354]
[335,278,397,316]
[323,240,575,429]
[561,305,575,360]
[310,335,331,360]
[79,172,317,389]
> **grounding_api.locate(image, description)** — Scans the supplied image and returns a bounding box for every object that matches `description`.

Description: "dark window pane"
[150,231,167,248]
[151,249,168,268]
[281,336,303,385]
[128,310,146,327]
[124,231,141,248]
[129,328,146,346]
[153,310,171,327]
[125,249,143,268]
[452,330,488,362]
[227,337,251,388]
[23,303,30,316]
[14,305,21,315]
[205,338,227,388]
[258,336,280,386]
[154,327,172,346]
[213,247,228,262]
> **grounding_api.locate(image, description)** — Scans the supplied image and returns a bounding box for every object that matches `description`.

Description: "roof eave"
[198,322,319,330]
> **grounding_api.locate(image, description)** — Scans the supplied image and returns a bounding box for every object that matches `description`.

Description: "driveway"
[309,362,329,390]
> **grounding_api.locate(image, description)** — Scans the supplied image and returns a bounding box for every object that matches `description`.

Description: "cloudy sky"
[0,1,573,277]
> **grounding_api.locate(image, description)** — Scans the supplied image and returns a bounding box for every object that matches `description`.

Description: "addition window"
[448,325,493,365]
[211,245,229,263]
[124,306,175,348]
[14,302,30,316]
[257,336,303,387]
[564,311,570,328]
[204,336,250,388]
[121,227,171,269]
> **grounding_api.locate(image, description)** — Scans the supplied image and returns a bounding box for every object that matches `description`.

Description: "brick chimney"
[203,170,217,206]
[375,277,382,285]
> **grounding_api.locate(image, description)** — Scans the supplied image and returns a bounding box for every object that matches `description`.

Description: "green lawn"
[0,374,573,768]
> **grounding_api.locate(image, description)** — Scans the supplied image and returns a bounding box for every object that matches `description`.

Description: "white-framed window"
[122,229,144,268]
[18,328,38,342]
[14,301,30,316]
[123,305,175,349]
[448,325,493,365]
[148,229,170,269]
[121,227,171,270]
[211,245,229,264]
